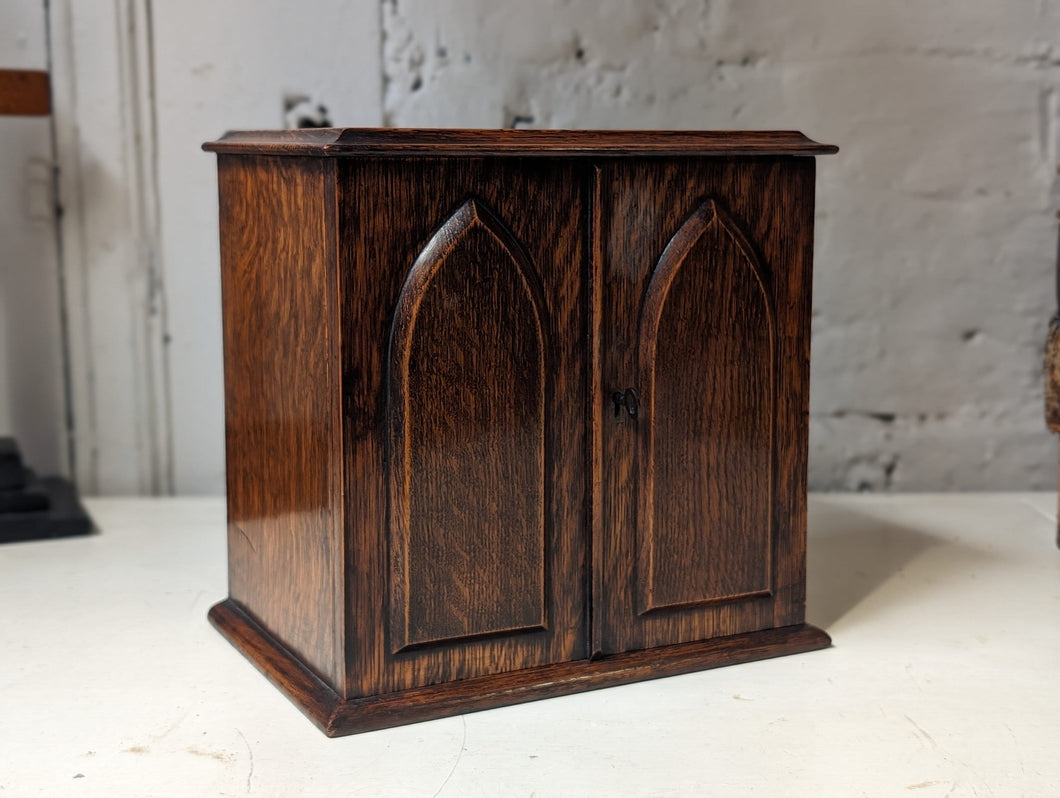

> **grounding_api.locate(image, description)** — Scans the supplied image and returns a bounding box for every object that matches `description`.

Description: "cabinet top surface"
[203,128,837,157]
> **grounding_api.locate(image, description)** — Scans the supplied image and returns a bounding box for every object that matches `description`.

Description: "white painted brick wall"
[0,3,66,477]
[150,0,382,493]
[383,0,1060,490]
[3,0,1058,492]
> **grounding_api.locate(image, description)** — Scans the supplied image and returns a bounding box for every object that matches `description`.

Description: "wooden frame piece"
[0,69,50,116]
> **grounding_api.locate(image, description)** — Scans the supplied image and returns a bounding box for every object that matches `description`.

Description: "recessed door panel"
[341,158,587,695]
[389,199,548,651]
[593,158,815,655]
[637,199,774,613]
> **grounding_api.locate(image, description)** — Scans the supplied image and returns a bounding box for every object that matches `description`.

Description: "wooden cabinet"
[1047,210,1060,549]
[204,129,836,736]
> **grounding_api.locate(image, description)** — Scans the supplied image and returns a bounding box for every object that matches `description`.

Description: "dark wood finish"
[210,599,830,737]
[217,155,345,690]
[204,128,838,158]
[638,198,773,612]
[338,158,587,695]
[0,69,50,116]
[1049,209,1060,548]
[594,158,816,655]
[209,129,833,735]
[389,199,550,652]
[1046,318,1060,436]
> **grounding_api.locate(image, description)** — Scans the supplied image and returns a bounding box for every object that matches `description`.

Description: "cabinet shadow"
[804,498,975,630]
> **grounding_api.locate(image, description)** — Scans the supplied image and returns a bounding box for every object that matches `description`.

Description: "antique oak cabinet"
[204,129,837,736]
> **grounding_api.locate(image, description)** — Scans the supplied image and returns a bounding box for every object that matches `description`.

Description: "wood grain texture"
[595,157,816,655]
[1045,317,1060,433]
[210,598,830,737]
[1053,211,1060,548]
[209,133,831,731]
[388,198,549,652]
[637,198,774,614]
[0,69,50,116]
[204,129,837,157]
[217,154,345,691]
[339,158,587,695]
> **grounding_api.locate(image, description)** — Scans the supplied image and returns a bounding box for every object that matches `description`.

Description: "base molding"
[209,599,831,737]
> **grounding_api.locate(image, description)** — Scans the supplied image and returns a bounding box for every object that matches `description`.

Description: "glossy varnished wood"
[594,157,817,655]
[0,69,50,116]
[637,198,775,613]
[210,599,830,737]
[204,128,838,157]
[388,198,550,652]
[217,155,344,690]
[338,157,588,695]
[209,129,833,735]
[1050,210,1060,548]
[1045,317,1060,436]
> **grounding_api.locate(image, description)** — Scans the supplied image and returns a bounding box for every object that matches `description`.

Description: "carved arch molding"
[636,198,777,613]
[387,198,550,653]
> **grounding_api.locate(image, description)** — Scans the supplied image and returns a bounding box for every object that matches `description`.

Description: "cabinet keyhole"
[611,388,638,419]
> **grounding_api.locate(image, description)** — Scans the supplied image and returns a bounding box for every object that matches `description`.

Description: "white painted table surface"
[1,494,1058,797]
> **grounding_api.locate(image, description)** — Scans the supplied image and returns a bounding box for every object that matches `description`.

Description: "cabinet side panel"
[770,158,815,629]
[218,155,344,690]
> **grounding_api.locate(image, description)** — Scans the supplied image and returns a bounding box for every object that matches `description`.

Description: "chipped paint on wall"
[380,0,1060,490]
[2,0,1058,492]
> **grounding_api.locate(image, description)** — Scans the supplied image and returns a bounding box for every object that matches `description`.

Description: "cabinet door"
[341,158,587,695]
[593,158,815,655]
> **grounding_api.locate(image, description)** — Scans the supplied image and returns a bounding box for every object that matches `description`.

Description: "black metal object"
[0,436,31,489]
[610,388,639,419]
[0,437,92,544]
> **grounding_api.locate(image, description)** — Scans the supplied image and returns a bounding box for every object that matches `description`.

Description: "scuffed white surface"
[1,494,1057,795]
